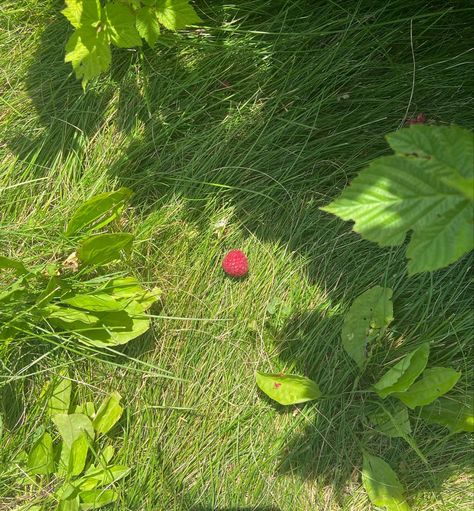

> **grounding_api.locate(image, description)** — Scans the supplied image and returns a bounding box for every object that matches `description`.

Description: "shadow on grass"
[7,0,474,507]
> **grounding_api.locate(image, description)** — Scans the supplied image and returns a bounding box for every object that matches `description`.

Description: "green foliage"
[362,452,410,511]
[341,286,393,370]
[62,0,202,87]
[392,367,461,409]
[18,376,129,510]
[369,403,411,439]
[255,372,321,405]
[0,189,160,348]
[420,397,474,433]
[321,125,474,275]
[373,343,430,398]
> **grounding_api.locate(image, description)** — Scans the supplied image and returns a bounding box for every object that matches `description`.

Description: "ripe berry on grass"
[222,249,248,278]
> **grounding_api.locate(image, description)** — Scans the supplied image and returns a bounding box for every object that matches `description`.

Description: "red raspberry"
[222,249,248,277]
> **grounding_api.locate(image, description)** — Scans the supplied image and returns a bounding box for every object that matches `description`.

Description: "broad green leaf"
[62,293,124,312]
[0,255,28,274]
[93,392,123,434]
[78,464,130,491]
[386,125,473,179]
[47,370,72,417]
[156,0,202,30]
[392,367,461,409]
[75,401,96,420]
[369,404,411,438]
[373,344,430,398]
[321,125,474,275]
[420,397,474,433]
[136,6,161,47]
[58,495,81,511]
[104,2,142,48]
[362,452,410,511]
[62,0,101,29]
[45,305,100,325]
[27,432,55,475]
[341,286,393,370]
[101,277,161,309]
[56,481,79,501]
[66,188,133,236]
[52,414,94,476]
[77,233,134,266]
[443,176,474,201]
[65,27,111,88]
[256,372,321,405]
[79,489,118,509]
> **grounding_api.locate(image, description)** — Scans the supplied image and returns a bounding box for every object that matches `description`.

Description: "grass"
[0,0,473,509]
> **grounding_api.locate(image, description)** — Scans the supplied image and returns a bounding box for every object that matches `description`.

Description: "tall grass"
[0,0,473,509]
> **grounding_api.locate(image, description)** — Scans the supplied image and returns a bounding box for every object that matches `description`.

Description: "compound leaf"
[136,6,161,47]
[65,27,111,87]
[362,452,410,511]
[420,397,474,433]
[62,0,101,29]
[156,0,202,31]
[321,125,474,275]
[256,372,321,405]
[104,2,142,47]
[341,286,393,370]
[392,367,461,409]
[66,188,133,237]
[373,343,430,398]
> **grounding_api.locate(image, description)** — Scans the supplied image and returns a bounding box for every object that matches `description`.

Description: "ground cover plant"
[1,0,473,510]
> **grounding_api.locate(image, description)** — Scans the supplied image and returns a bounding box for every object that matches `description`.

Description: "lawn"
[0,1,473,510]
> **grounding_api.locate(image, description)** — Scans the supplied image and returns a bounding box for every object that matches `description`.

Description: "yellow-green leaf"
[256,372,321,405]
[92,392,123,435]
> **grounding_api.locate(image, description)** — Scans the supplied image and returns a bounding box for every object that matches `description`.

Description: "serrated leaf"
[79,489,118,509]
[53,414,94,476]
[104,2,142,47]
[321,126,474,275]
[62,293,124,312]
[93,392,123,434]
[256,372,321,405]
[47,370,72,417]
[341,286,393,370]
[156,0,202,30]
[392,367,461,409]
[0,255,28,274]
[373,344,430,398]
[27,432,55,475]
[66,188,133,237]
[65,26,112,87]
[77,233,134,266]
[136,6,161,46]
[362,452,410,511]
[420,397,474,433]
[62,0,102,29]
[386,125,473,178]
[369,404,411,438]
